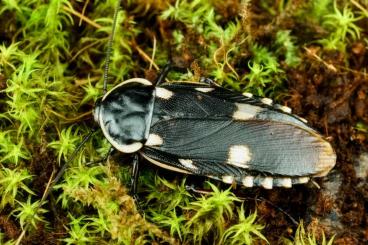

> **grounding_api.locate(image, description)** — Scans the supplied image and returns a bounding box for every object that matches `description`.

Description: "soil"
[261,51,368,243]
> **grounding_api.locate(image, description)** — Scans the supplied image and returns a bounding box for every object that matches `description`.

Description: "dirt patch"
[283,50,368,242]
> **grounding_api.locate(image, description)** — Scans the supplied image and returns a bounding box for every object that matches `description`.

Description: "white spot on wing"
[296,116,308,123]
[195,87,215,93]
[279,178,292,188]
[227,145,252,168]
[242,92,253,98]
[233,103,263,120]
[276,105,292,113]
[145,134,163,146]
[156,87,173,100]
[297,177,310,184]
[242,176,254,187]
[222,175,235,184]
[179,159,197,170]
[261,177,273,189]
[261,98,273,105]
[281,106,292,113]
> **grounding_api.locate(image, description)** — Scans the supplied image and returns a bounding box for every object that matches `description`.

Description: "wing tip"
[314,140,337,177]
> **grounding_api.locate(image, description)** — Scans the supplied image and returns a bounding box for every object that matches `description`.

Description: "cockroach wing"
[150,83,311,131]
[141,83,336,188]
[142,119,335,178]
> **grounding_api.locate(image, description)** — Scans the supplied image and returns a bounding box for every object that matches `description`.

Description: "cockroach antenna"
[103,0,122,95]
[15,2,122,243]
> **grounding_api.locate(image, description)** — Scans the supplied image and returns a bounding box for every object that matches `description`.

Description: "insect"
[93,64,337,195]
[36,1,336,213]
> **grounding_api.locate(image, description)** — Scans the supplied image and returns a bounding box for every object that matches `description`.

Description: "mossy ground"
[0,0,367,244]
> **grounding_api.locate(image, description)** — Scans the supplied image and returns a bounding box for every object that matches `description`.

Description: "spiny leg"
[154,62,172,85]
[155,62,188,85]
[186,184,213,195]
[130,154,142,211]
[86,148,143,210]
[199,77,217,87]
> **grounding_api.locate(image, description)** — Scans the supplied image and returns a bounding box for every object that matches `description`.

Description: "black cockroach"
[16,2,337,241]
[47,1,336,206]
[91,5,335,197]
[94,68,336,194]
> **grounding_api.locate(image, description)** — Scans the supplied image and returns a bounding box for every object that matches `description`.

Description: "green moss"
[221,206,267,245]
[0,0,361,243]
[283,221,335,245]
[318,1,362,52]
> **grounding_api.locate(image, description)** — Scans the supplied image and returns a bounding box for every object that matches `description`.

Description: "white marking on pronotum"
[261,98,273,105]
[195,87,215,93]
[155,87,173,99]
[297,177,310,184]
[227,145,252,168]
[121,142,143,153]
[179,159,197,170]
[261,177,273,189]
[279,178,292,188]
[145,134,163,146]
[140,153,191,174]
[242,176,254,187]
[233,103,264,120]
[222,175,235,184]
[110,141,143,154]
[242,92,253,98]
[102,78,152,101]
